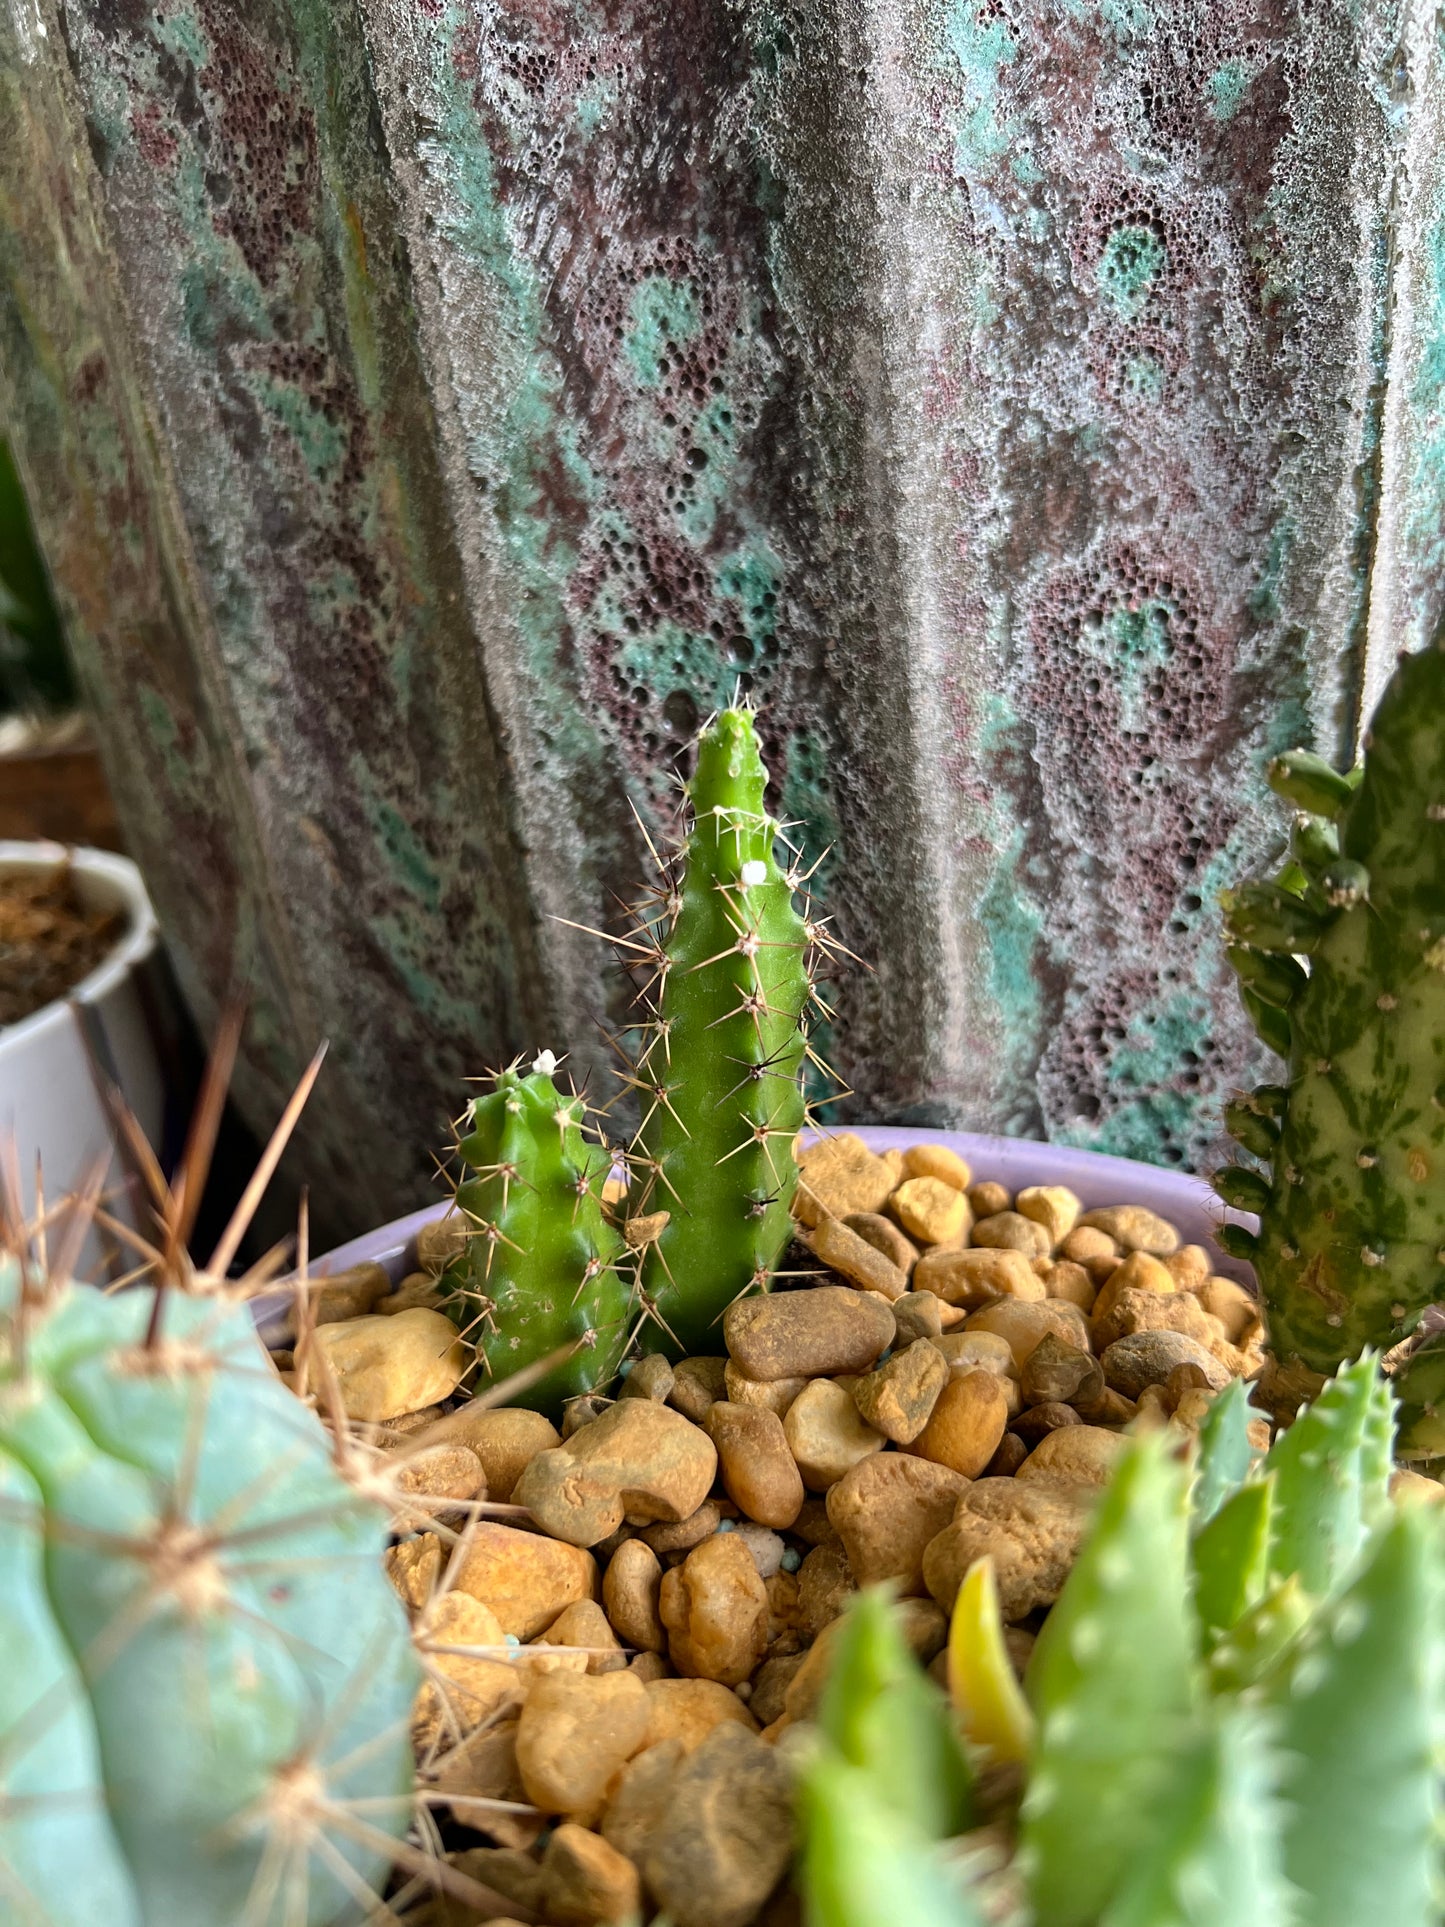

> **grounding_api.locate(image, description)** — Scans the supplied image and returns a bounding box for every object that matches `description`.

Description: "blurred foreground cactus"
[1215,639,1445,1379]
[0,1260,419,1925]
[440,1056,633,1408]
[803,1357,1443,1927]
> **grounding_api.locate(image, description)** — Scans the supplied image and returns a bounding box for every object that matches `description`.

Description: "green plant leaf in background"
[0,436,74,714]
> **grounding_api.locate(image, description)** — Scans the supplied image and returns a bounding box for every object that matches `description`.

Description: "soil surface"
[0,866,121,1025]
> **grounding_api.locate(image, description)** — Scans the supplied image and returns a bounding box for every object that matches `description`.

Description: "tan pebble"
[880,1147,908,1185]
[825,1452,969,1592]
[659,1534,769,1686]
[891,1290,951,1344]
[375,1271,444,1316]
[1022,1331,1105,1409]
[515,1669,651,1820]
[620,1353,676,1402]
[968,1180,1012,1217]
[902,1142,973,1190]
[450,1845,544,1914]
[1132,1383,1173,1431]
[373,1403,445,1439]
[792,1497,843,1549]
[602,1737,685,1863]
[1058,1226,1122,1283]
[1077,1204,1180,1256]
[429,1719,535,1842]
[1170,1388,1217,1433]
[1091,1249,1177,1328]
[642,1676,761,1753]
[451,1523,598,1639]
[749,1653,805,1726]
[541,1822,641,1926]
[411,1593,522,1748]
[1073,1384,1139,1426]
[794,1134,897,1226]
[984,1432,1030,1477]
[915,1246,1044,1310]
[410,1404,560,1502]
[308,1308,468,1423]
[1163,1244,1211,1290]
[908,1371,1009,1478]
[641,1501,722,1555]
[1092,1286,1232,1356]
[628,1649,671,1682]
[796,1542,855,1639]
[1016,1424,1124,1487]
[723,1358,809,1417]
[725,1286,895,1383]
[844,1210,920,1273]
[971,1211,1052,1260]
[931,1329,1019,1378]
[808,1215,909,1300]
[890,1176,972,1246]
[783,1378,886,1490]
[542,1598,627,1674]
[1196,1275,1264,1345]
[563,1394,613,1438]
[1015,1185,1082,1246]
[707,1403,806,1529]
[416,1215,468,1275]
[389,1443,486,1520]
[385,1532,445,1614]
[780,1598,944,1732]
[1102,1331,1231,1399]
[966,1298,1091,1370]
[642,1724,794,1927]
[1011,1401,1085,1446]
[1390,1467,1445,1507]
[850,1339,949,1444]
[764,1566,801,1643]
[1040,1259,1097,1312]
[922,1477,1097,1620]
[514,1400,718,1548]
[670,1356,730,1424]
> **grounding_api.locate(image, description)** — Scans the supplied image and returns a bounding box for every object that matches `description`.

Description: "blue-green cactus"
[0,1267,419,1925]
[442,1057,633,1409]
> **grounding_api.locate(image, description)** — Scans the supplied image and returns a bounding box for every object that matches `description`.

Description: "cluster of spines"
[1214,639,1445,1377]
[802,1357,1445,1927]
[604,705,841,1358]
[440,1056,633,1409]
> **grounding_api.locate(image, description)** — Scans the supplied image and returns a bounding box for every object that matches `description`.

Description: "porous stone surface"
[513,1398,718,1546]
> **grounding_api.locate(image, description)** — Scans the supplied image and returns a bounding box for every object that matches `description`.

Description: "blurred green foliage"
[0,437,74,714]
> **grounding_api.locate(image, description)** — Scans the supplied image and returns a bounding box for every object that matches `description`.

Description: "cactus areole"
[0,1269,418,1925]
[1217,639,1445,1376]
[629,708,816,1357]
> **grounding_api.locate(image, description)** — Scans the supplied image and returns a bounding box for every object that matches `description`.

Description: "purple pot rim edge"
[254,1127,1255,1335]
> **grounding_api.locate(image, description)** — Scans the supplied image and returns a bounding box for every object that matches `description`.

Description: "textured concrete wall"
[0,0,1434,1233]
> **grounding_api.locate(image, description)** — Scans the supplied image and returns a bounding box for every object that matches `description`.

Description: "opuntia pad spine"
[632,709,812,1357]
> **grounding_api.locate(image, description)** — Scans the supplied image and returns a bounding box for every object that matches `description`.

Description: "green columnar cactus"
[442,1056,632,1408]
[0,1267,419,1926]
[1215,640,1445,1376]
[627,707,816,1356]
[802,1357,1445,1927]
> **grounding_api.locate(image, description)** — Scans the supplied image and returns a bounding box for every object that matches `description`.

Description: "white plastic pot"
[0,841,166,1268]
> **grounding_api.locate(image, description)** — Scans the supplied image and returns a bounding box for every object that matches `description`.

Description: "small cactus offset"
[1215,639,1445,1376]
[0,1262,419,1926]
[802,1355,1445,1927]
[623,706,823,1357]
[441,1055,632,1409]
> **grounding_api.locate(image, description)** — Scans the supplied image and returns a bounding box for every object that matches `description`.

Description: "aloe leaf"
[1022,1438,1200,1927]
[1206,1575,1312,1696]
[1267,1511,1443,1927]
[1191,1378,1258,1526]
[1192,1478,1273,1644]
[1263,1355,1390,1594]
[817,1587,972,1840]
[947,1556,1034,1765]
[1099,1707,1294,1927]
[800,1756,988,1927]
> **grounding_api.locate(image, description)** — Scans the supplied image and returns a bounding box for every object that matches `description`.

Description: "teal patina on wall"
[2,0,1435,1220]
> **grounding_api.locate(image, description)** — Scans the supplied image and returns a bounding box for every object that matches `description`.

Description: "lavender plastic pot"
[300,1126,1255,1293]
